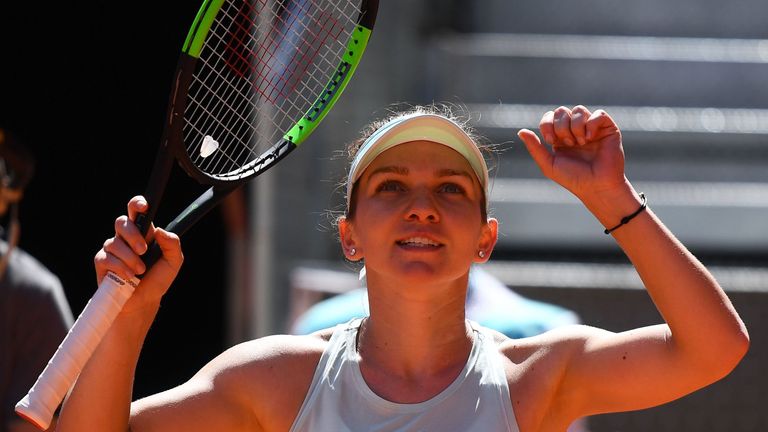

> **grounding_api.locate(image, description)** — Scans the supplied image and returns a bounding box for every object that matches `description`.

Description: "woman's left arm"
[517,105,749,417]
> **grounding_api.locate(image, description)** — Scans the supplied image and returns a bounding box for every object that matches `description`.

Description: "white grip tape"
[15,271,138,430]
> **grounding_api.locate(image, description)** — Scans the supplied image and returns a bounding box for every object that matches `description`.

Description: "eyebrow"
[367,166,409,177]
[367,166,474,182]
[436,168,474,182]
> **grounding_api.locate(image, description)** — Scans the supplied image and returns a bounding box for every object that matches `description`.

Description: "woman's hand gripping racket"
[16,0,378,428]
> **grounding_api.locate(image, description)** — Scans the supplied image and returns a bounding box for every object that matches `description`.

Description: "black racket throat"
[138,182,241,274]
[133,54,198,237]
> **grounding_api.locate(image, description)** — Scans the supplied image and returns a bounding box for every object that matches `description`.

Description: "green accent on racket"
[285,25,372,146]
[183,0,227,57]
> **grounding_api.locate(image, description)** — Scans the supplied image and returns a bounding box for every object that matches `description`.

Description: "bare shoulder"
[197,330,335,429]
[489,325,611,431]
[222,332,328,363]
[131,330,338,431]
[208,330,334,386]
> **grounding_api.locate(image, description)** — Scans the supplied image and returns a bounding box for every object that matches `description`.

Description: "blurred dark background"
[2,1,767,430]
[0,3,228,397]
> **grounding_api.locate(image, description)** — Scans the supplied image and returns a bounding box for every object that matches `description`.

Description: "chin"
[393,262,469,286]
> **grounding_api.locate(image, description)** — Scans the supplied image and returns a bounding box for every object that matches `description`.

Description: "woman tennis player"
[58,105,748,431]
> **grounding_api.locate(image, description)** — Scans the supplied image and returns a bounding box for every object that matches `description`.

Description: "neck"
[358,271,473,376]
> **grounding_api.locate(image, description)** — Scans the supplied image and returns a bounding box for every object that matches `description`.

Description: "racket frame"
[14,0,378,428]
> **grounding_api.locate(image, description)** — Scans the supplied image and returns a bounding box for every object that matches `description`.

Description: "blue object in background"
[292,266,579,338]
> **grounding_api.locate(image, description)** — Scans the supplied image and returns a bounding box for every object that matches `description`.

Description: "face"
[339,141,497,288]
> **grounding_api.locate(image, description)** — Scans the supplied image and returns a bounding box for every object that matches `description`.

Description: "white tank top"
[290,319,519,431]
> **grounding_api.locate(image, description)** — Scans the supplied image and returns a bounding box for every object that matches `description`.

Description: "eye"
[438,183,466,194]
[376,180,405,193]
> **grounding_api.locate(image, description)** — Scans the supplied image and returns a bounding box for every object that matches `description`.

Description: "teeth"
[400,237,439,247]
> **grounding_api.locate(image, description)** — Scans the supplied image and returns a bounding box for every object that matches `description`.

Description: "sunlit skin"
[55,106,748,432]
[337,141,498,403]
[340,140,497,296]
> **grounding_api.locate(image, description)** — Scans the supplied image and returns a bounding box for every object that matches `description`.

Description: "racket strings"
[234,0,351,106]
[188,5,344,176]
[186,3,286,172]
[222,0,357,139]
[235,1,339,104]
[217,0,358,169]
[183,0,362,179]
[219,3,356,154]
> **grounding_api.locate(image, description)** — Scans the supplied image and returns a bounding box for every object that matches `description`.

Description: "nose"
[405,189,439,223]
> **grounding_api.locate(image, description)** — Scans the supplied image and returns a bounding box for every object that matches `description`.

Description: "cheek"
[356,195,404,222]
[442,198,484,225]
[348,208,389,245]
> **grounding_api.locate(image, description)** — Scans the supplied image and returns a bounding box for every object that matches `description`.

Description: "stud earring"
[478,250,485,258]
[350,248,356,256]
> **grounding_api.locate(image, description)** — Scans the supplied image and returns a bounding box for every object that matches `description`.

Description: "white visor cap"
[346,113,489,211]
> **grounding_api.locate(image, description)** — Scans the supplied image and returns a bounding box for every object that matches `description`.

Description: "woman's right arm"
[55,196,184,431]
[57,196,319,432]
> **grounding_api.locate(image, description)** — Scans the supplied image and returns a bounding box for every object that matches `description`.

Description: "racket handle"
[15,271,139,430]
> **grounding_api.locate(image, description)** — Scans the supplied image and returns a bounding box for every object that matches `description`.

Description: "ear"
[338,216,362,261]
[474,217,498,263]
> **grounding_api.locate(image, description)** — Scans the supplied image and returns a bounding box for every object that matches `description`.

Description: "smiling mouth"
[396,236,443,249]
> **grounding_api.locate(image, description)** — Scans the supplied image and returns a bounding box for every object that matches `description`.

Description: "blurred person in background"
[0,127,74,432]
[292,266,580,340]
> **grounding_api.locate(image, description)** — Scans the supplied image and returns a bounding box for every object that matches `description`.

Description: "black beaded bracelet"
[603,193,647,235]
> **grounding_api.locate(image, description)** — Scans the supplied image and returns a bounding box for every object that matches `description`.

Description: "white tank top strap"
[290,318,519,431]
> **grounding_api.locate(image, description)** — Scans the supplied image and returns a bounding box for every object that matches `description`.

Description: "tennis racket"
[16,0,378,428]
